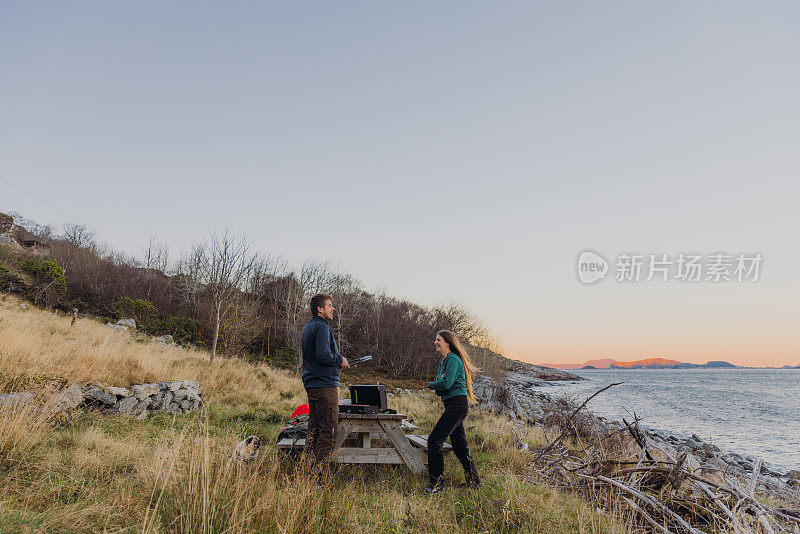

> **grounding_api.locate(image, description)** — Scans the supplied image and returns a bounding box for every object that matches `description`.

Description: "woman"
[424,330,481,493]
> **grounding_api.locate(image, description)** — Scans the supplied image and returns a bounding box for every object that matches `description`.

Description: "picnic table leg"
[332,420,355,453]
[378,419,426,475]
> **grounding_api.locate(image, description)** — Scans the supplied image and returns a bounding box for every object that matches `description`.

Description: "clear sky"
[2,2,799,367]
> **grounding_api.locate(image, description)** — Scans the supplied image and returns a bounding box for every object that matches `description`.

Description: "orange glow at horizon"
[498,326,799,368]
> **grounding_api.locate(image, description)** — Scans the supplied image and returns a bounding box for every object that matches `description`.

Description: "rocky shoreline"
[473,372,800,501]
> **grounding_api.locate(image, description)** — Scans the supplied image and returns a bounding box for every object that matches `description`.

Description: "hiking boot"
[459,461,481,488]
[423,478,445,494]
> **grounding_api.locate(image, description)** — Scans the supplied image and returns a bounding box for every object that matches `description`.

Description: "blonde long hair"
[437,330,480,405]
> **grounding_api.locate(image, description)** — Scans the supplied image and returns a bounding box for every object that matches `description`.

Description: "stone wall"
[46,380,202,420]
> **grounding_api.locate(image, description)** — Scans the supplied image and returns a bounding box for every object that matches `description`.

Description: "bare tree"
[62,223,95,249]
[432,301,490,346]
[189,229,257,361]
[141,233,170,272]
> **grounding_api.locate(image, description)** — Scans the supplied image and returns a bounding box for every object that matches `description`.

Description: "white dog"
[228,435,260,467]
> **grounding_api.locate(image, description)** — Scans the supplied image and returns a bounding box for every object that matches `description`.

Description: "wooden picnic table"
[276,412,450,475]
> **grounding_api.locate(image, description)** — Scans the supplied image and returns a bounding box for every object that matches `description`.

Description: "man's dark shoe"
[423,478,445,494]
[423,483,444,494]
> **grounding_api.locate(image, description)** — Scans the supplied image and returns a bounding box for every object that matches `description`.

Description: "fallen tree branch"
[578,473,705,534]
[531,382,621,463]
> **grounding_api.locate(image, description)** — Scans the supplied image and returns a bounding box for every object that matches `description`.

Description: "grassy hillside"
[0,295,627,533]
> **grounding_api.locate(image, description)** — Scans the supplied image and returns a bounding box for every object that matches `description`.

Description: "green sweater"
[428,353,468,400]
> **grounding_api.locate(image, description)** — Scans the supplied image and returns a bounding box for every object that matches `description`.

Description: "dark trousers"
[427,395,478,485]
[305,387,339,467]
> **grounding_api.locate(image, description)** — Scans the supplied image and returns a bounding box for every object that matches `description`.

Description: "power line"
[0,176,137,248]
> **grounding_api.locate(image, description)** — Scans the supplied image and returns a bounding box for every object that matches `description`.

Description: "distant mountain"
[542,358,615,370]
[584,358,616,369]
[704,360,737,368]
[610,358,739,369]
[540,357,740,370]
[611,358,685,369]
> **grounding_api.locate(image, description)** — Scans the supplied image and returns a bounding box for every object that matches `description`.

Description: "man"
[301,293,349,469]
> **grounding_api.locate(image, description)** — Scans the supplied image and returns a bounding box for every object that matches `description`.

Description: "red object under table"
[290,404,309,418]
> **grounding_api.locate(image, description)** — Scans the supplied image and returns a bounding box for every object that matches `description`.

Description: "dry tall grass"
[0,295,628,533]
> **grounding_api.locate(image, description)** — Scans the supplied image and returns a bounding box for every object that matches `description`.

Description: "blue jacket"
[301,315,343,388]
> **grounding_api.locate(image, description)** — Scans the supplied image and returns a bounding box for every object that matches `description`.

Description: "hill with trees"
[0,211,508,379]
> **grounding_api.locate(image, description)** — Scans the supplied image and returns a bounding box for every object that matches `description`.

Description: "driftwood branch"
[532,382,621,462]
[525,398,799,534]
[585,474,705,534]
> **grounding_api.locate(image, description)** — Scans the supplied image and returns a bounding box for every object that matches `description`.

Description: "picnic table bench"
[276,412,450,474]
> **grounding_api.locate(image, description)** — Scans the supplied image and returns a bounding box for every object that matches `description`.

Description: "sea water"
[532,368,800,472]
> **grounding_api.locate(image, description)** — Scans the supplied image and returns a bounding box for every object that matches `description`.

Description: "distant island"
[542,358,800,370]
[610,358,737,369]
[542,358,741,370]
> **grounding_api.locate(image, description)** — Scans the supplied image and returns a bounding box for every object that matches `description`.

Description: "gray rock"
[702,456,730,472]
[132,383,160,401]
[761,476,791,496]
[163,391,174,407]
[107,386,132,397]
[0,392,34,408]
[134,411,148,421]
[83,385,117,406]
[169,380,187,392]
[186,381,201,394]
[117,396,139,414]
[165,402,181,415]
[0,234,20,248]
[472,375,524,417]
[135,397,152,412]
[179,399,191,410]
[45,385,85,416]
[150,392,165,410]
[0,212,13,233]
[684,452,703,472]
[681,439,697,450]
[648,437,679,462]
[117,318,136,329]
[785,470,800,480]
[173,389,189,401]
